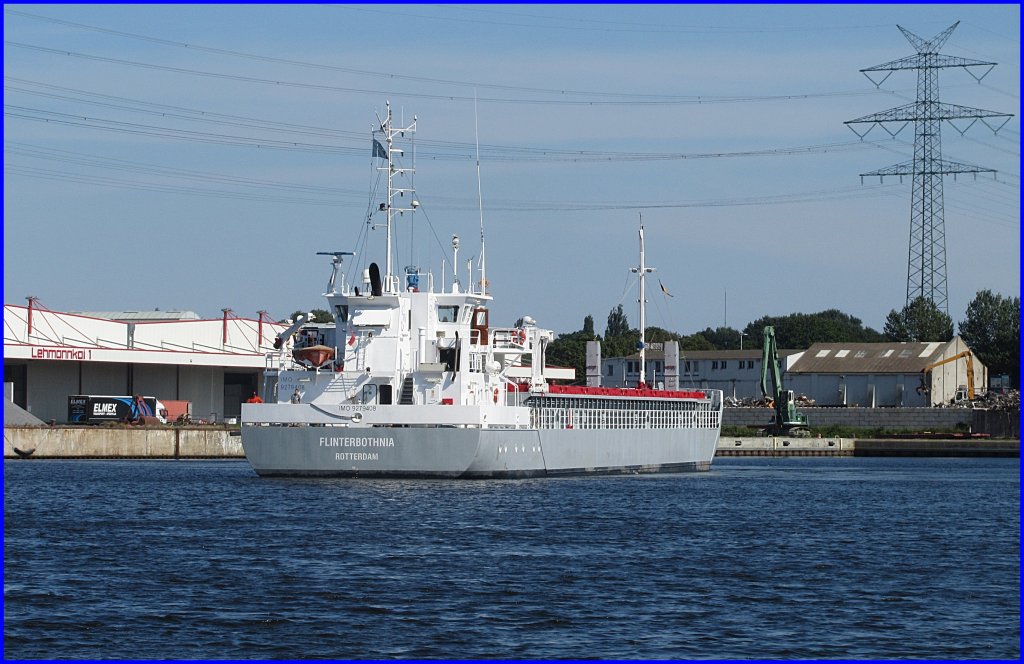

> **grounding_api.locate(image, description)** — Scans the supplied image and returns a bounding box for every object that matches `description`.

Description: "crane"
[920,350,976,403]
[760,326,809,436]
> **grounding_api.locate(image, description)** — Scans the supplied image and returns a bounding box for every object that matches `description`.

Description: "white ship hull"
[242,423,719,478]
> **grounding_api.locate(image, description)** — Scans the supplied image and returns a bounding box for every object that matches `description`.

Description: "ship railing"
[498,374,524,407]
[530,401,722,430]
[490,327,527,350]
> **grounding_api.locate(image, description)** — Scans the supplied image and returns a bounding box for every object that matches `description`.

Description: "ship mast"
[376,101,418,293]
[631,219,655,388]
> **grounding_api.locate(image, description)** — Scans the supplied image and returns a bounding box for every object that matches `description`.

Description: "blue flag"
[372,139,388,159]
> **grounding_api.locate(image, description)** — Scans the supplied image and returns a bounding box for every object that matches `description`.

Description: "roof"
[788,340,958,374]
[70,310,201,322]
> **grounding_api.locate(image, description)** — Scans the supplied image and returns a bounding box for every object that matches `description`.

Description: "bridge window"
[438,306,459,323]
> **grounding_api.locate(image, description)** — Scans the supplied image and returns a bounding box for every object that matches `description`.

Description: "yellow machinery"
[921,351,975,402]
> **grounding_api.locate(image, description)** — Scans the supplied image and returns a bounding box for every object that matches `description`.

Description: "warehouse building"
[4,302,288,424]
[784,337,986,407]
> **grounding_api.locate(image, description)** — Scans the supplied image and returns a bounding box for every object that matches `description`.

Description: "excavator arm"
[759,326,808,434]
[921,350,975,401]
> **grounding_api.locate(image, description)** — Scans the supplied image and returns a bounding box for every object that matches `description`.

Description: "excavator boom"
[759,326,808,434]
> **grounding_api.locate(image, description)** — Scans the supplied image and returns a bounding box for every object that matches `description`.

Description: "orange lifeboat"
[292,345,336,368]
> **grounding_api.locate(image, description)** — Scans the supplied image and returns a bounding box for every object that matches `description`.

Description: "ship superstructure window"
[438,305,459,322]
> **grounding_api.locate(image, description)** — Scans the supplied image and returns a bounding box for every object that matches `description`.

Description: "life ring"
[493,387,500,404]
[517,329,526,345]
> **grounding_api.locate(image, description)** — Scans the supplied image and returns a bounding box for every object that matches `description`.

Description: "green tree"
[696,326,742,350]
[546,316,599,384]
[884,297,953,342]
[604,305,630,338]
[744,309,885,349]
[959,290,1020,386]
[286,308,335,324]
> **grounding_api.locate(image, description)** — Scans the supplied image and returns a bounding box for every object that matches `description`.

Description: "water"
[4,457,1019,659]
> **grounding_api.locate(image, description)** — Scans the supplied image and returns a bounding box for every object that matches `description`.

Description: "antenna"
[375,101,417,294]
[474,90,487,297]
[630,213,655,388]
[451,235,460,293]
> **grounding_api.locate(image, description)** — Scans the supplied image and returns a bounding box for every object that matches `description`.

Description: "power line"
[4,39,901,107]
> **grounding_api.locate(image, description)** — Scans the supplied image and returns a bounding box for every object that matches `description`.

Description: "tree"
[604,305,630,338]
[310,308,335,324]
[546,316,599,384]
[696,326,742,350]
[286,308,335,324]
[884,296,953,342]
[744,309,885,349]
[582,315,595,337]
[959,290,1020,386]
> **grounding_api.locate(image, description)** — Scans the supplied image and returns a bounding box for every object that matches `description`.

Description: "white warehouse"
[4,301,288,424]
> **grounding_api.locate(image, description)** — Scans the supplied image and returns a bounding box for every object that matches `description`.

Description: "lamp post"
[739,331,746,350]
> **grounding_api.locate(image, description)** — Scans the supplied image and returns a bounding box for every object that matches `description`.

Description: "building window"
[684,361,690,373]
[712,361,719,370]
[605,365,613,376]
[692,361,699,372]
[655,361,662,372]
[721,361,727,370]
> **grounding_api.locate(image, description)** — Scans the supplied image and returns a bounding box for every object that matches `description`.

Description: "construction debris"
[968,389,1019,412]
[725,394,816,408]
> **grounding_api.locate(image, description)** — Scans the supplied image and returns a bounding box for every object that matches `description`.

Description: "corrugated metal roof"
[71,310,201,322]
[788,340,956,374]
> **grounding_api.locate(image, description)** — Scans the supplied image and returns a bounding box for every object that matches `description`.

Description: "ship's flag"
[348,333,356,346]
[372,139,388,159]
[659,280,673,297]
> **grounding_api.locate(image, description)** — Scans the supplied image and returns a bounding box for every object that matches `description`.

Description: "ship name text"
[320,436,396,448]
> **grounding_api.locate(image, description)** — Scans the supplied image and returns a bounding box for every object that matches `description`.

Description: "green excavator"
[759,326,809,436]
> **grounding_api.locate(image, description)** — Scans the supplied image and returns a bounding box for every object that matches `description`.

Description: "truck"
[68,395,167,424]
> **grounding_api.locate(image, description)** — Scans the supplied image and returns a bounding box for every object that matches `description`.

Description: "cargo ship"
[241,104,722,478]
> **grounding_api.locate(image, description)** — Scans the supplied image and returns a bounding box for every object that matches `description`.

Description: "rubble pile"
[972,389,1020,412]
[724,394,816,408]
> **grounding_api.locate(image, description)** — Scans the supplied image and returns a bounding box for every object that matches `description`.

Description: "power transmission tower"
[845,21,1012,314]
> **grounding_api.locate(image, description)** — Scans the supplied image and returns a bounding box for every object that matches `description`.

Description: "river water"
[3,456,1019,659]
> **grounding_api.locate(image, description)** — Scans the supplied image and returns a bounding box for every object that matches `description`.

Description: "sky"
[3,4,1019,339]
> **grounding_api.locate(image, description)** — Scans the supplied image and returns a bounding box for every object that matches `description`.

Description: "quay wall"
[4,426,243,459]
[723,406,1004,433]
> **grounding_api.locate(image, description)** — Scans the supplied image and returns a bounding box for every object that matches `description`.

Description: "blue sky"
[3,4,1019,337]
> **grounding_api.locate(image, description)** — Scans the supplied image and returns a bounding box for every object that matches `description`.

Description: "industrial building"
[590,341,801,399]
[784,337,986,407]
[4,301,287,424]
[592,337,985,408]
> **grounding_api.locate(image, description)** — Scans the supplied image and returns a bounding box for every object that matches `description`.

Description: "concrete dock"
[2,426,1018,460]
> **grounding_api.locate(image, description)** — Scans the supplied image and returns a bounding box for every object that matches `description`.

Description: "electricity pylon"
[845,21,1012,314]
